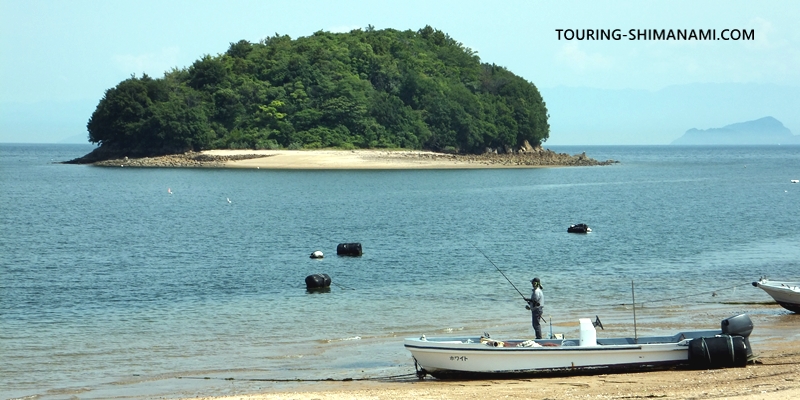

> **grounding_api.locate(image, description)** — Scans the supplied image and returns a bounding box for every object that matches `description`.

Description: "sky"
[1,0,798,144]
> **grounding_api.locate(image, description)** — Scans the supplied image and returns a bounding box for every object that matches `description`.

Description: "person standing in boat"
[524,277,544,339]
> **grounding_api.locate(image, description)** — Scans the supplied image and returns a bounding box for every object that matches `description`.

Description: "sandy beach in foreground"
[186,322,800,400]
[185,349,800,400]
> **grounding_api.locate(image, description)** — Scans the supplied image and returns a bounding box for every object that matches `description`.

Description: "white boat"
[752,278,800,313]
[405,314,752,379]
[791,179,799,183]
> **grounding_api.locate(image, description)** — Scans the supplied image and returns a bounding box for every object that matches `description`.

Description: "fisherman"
[524,277,544,339]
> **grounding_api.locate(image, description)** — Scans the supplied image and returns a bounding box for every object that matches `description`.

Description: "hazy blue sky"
[1,0,798,144]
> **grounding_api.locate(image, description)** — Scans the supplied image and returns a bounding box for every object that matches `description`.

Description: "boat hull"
[754,280,800,313]
[403,323,743,379]
[406,339,693,378]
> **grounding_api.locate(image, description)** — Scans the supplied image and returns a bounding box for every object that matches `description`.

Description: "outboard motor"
[721,314,754,359]
[337,243,362,256]
[305,273,331,289]
[688,314,754,369]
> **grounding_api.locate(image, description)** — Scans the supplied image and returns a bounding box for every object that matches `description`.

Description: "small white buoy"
[310,250,324,259]
[168,188,172,194]
[226,198,231,203]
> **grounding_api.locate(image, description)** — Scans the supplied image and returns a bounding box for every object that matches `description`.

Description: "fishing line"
[469,242,527,301]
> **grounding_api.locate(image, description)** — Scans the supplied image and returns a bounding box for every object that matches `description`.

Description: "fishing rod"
[471,242,548,326]
[470,242,527,301]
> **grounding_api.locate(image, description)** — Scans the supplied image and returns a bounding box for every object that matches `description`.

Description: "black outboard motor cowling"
[721,314,753,358]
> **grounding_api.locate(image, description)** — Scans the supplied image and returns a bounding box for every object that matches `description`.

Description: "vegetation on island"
[83,26,549,160]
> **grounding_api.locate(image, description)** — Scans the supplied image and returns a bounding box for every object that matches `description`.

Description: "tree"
[86,27,549,158]
[88,76,153,148]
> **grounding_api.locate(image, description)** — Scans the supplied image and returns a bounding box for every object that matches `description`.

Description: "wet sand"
[186,350,800,400]
[187,311,800,400]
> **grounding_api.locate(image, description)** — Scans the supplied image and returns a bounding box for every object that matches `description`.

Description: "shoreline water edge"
[66,148,618,169]
[180,308,800,400]
[178,313,800,400]
[187,347,800,400]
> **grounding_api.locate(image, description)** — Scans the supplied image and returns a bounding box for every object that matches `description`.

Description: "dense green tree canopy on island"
[87,26,549,156]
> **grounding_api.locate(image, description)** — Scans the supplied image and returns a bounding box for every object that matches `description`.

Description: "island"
[671,116,800,145]
[66,26,614,168]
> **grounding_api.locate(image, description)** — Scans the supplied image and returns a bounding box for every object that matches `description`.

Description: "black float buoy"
[305,273,331,289]
[336,243,362,256]
[688,335,748,369]
[567,223,592,233]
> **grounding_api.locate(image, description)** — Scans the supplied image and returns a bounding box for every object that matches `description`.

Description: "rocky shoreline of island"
[86,152,273,168]
[66,147,617,169]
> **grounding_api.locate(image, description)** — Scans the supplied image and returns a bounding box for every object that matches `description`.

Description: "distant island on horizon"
[671,116,800,145]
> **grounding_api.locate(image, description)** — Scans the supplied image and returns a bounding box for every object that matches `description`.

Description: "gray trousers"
[531,306,543,339]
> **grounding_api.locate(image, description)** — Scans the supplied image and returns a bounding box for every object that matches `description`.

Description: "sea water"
[1,143,799,399]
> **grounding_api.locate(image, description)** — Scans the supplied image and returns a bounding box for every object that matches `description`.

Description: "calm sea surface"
[2,143,799,399]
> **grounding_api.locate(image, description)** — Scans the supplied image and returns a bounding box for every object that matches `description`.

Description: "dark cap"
[531,277,540,283]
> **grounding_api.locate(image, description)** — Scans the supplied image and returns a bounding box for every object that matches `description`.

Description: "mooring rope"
[614,282,753,307]
[331,281,355,290]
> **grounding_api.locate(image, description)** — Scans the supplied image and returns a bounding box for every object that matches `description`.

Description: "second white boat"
[753,278,800,313]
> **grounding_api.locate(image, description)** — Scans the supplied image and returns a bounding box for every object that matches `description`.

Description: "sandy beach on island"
[185,315,800,400]
[201,149,567,169]
[85,147,615,169]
